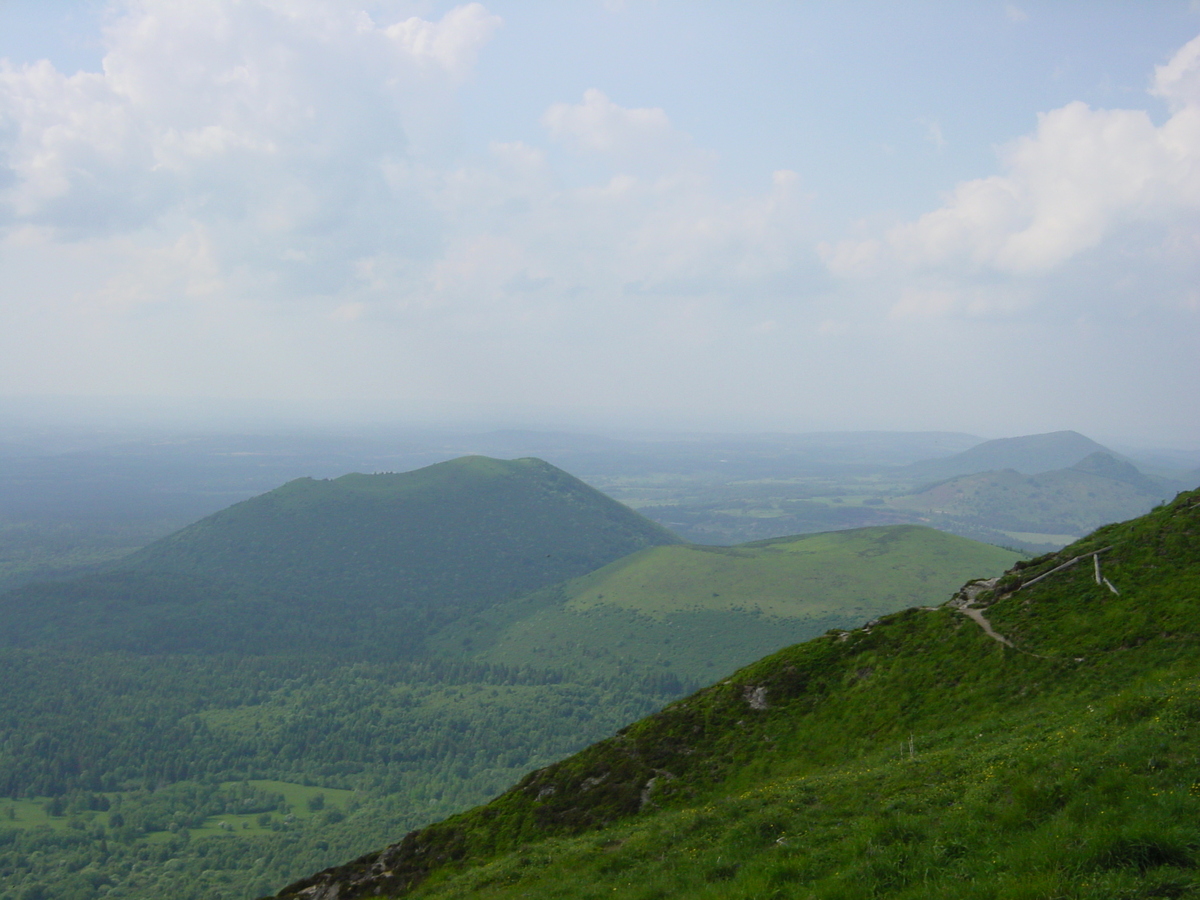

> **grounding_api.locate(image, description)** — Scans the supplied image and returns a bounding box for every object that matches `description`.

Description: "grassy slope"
[275,489,1200,900]
[432,526,1021,683]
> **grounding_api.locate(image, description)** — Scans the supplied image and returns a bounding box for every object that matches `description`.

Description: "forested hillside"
[0,456,679,656]
[0,653,687,900]
[121,456,679,605]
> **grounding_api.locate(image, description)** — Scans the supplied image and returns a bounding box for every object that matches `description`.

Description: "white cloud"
[0,4,810,308]
[885,282,1034,320]
[385,3,502,78]
[4,4,1191,441]
[0,1,495,240]
[1152,32,1200,112]
[410,148,812,335]
[542,88,699,173]
[95,225,224,313]
[825,34,1200,288]
[0,3,822,411]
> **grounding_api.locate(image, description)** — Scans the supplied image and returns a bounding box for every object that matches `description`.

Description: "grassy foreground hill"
[275,488,1200,900]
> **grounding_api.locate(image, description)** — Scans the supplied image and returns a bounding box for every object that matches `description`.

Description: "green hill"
[275,488,1200,900]
[122,455,680,608]
[433,525,1022,683]
[906,429,1113,479]
[0,456,680,656]
[890,454,1169,549]
[1069,451,1165,493]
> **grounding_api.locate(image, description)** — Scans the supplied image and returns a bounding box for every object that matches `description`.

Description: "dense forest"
[0,651,689,900]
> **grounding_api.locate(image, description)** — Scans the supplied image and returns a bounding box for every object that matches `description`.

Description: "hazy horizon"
[4,394,1200,464]
[2,3,1198,445]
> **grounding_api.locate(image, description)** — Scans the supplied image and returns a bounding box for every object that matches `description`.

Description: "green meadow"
[437,525,1021,682]
[2,781,356,838]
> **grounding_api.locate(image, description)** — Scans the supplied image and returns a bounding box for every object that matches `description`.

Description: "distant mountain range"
[3,428,1196,589]
[618,430,1195,552]
[897,451,1176,542]
[905,430,1115,479]
[891,449,1187,551]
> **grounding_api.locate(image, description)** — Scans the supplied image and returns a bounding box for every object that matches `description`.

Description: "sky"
[0,1,1198,445]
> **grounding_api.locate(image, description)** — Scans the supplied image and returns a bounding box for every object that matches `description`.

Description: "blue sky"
[1,2,1198,444]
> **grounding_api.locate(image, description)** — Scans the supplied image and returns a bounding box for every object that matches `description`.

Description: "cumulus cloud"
[1152,32,1200,112]
[385,3,502,78]
[0,1,822,410]
[0,1,502,236]
[0,2,809,294]
[543,88,686,164]
[0,0,510,317]
[408,144,811,337]
[824,33,1200,299]
[513,91,810,298]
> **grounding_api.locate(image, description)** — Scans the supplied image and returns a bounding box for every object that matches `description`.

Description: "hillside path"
[956,606,1013,647]
[946,577,1014,648]
[950,547,1116,651]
